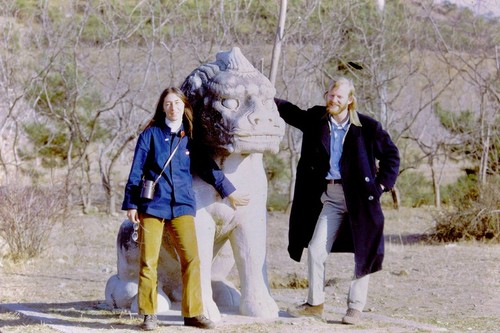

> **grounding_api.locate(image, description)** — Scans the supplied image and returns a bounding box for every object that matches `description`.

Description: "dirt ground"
[0,206,499,333]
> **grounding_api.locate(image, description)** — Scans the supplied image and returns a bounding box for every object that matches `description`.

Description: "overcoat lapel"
[320,117,330,154]
[344,122,361,145]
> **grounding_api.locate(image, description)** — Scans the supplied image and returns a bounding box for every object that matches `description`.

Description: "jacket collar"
[321,115,360,153]
[158,121,185,136]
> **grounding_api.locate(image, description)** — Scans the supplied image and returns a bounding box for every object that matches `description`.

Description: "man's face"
[326,83,352,117]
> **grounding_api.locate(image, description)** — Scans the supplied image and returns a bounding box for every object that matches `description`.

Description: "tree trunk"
[391,187,400,210]
[430,158,441,209]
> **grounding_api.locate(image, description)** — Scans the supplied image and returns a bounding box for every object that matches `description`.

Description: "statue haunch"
[105,47,285,320]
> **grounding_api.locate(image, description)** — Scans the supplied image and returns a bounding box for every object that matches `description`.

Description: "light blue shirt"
[326,116,349,180]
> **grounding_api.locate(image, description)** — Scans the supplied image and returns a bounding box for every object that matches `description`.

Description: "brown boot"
[184,315,215,329]
[287,302,324,319]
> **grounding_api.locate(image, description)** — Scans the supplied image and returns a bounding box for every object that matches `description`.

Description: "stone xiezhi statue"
[104,47,285,321]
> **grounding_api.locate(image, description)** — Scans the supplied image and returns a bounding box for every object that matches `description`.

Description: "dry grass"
[0,207,499,332]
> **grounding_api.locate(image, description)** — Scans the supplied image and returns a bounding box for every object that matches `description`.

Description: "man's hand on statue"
[228,192,250,209]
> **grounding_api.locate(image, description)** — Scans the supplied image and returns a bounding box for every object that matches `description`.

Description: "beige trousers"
[307,183,370,311]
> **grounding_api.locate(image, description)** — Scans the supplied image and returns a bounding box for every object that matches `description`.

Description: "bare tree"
[425,1,499,187]
[2,0,498,215]
[0,4,37,181]
[275,0,431,208]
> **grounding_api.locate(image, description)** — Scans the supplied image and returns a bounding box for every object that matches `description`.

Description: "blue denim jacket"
[121,122,235,220]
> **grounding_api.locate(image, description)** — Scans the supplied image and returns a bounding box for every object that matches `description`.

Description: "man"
[275,76,400,325]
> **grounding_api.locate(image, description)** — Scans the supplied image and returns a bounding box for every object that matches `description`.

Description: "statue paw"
[212,280,241,307]
[239,293,279,318]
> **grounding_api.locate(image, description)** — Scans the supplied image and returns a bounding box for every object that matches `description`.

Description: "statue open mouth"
[233,134,282,154]
[236,134,282,142]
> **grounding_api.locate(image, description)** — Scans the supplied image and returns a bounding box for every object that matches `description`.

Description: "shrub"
[266,193,289,212]
[395,171,435,207]
[269,273,308,289]
[0,184,68,261]
[444,173,480,208]
[432,176,499,242]
[264,153,290,212]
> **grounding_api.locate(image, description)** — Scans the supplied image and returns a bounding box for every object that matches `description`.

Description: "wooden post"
[269,0,287,85]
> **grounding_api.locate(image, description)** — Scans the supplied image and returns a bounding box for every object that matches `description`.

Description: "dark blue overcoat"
[276,99,400,278]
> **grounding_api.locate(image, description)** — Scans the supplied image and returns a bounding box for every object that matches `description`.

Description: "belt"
[327,179,342,184]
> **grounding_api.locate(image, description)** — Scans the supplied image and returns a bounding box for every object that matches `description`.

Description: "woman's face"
[163,93,185,122]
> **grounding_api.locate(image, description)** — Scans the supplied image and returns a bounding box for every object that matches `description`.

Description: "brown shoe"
[184,315,215,329]
[287,302,324,319]
[342,308,361,325]
[140,314,158,331]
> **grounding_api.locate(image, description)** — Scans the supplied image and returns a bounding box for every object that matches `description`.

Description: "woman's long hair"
[144,87,194,138]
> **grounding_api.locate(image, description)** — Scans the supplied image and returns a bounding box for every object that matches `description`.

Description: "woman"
[122,87,246,331]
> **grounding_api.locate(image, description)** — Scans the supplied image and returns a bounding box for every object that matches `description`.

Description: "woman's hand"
[228,192,250,209]
[127,209,140,223]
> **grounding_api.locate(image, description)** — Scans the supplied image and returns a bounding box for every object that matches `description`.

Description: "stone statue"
[105,47,285,321]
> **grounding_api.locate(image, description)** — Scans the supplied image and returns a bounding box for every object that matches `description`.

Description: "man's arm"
[374,123,400,191]
[275,98,309,131]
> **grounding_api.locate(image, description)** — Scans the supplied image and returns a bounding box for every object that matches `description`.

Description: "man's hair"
[325,77,361,126]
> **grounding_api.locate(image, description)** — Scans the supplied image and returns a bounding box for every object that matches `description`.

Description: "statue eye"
[221,98,239,110]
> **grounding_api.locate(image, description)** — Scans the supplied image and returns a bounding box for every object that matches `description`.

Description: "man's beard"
[326,101,348,116]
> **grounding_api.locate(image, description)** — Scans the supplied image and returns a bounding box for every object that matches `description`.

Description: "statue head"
[181,47,285,156]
